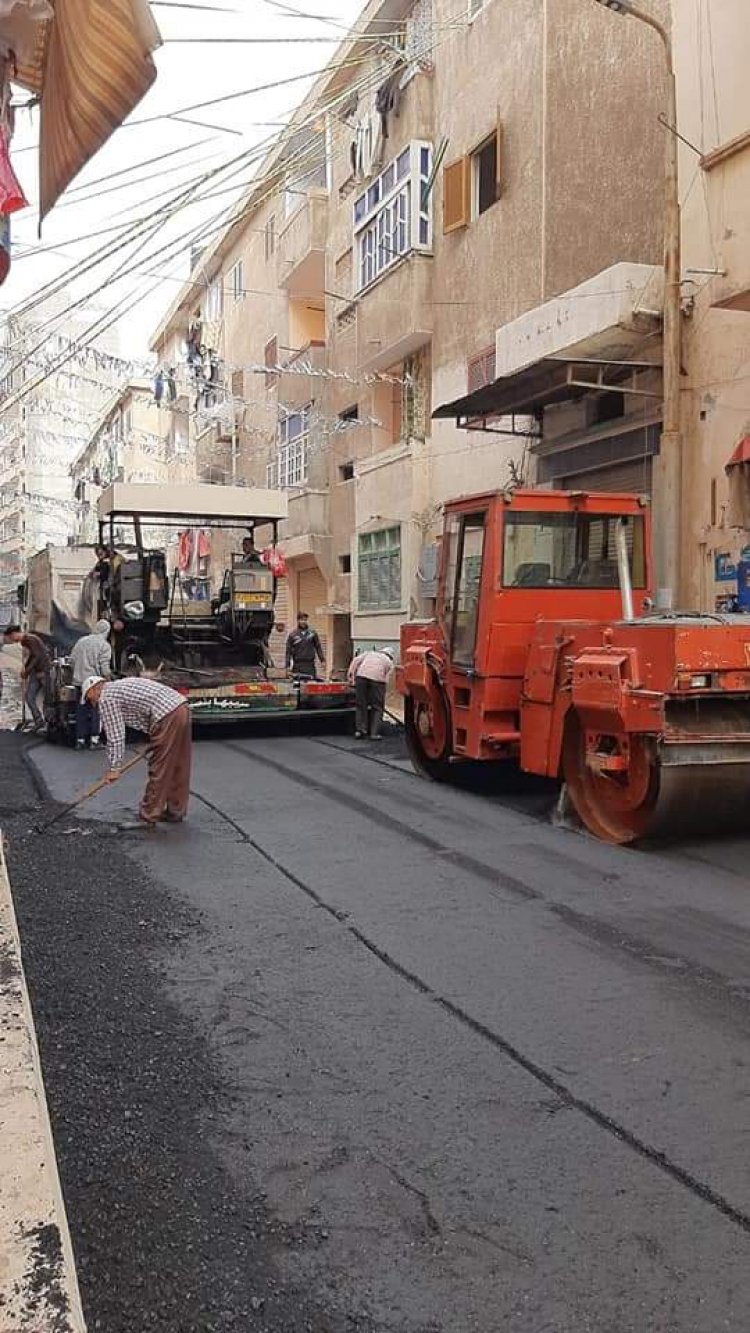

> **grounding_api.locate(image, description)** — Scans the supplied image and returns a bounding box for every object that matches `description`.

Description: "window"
[502,511,646,589]
[443,121,503,232]
[591,391,625,425]
[338,405,358,432]
[267,407,310,489]
[339,554,352,574]
[468,346,496,392]
[264,336,278,389]
[231,260,244,303]
[450,513,486,665]
[353,142,433,292]
[265,214,276,261]
[358,526,401,610]
[339,461,355,482]
[473,134,498,216]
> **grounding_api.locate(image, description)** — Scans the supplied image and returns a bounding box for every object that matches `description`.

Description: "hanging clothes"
[177,529,193,572]
[197,529,211,560]
[154,369,164,404]
[375,62,406,142]
[0,213,9,286]
[166,368,177,402]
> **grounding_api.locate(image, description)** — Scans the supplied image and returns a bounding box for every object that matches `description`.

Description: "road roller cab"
[398,488,750,842]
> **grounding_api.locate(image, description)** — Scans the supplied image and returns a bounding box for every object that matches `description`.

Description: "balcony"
[277,190,328,299]
[278,341,326,414]
[355,253,433,373]
[278,487,333,574]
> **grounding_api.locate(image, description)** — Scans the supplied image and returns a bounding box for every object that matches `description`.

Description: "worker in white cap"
[347,644,395,740]
[69,619,113,750]
[82,674,192,830]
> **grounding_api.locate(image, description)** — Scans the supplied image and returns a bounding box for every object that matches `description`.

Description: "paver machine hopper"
[397,488,750,843]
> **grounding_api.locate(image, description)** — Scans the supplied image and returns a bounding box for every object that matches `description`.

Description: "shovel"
[35,749,147,834]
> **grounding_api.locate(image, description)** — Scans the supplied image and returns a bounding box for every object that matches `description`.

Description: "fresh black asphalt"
[3,727,750,1331]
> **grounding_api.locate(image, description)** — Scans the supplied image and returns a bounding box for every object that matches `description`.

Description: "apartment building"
[0,301,121,622]
[150,0,666,667]
[673,0,750,610]
[70,379,166,544]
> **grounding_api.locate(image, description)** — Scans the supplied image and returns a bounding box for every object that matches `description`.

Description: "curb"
[0,831,87,1332]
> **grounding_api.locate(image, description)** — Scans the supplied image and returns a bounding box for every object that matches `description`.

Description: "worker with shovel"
[82,675,192,830]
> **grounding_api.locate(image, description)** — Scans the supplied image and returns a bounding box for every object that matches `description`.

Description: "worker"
[69,619,112,750]
[241,534,264,566]
[286,612,325,679]
[3,623,51,732]
[82,674,192,829]
[348,645,394,740]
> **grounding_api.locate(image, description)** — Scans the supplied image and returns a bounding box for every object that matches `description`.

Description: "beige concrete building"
[149,0,668,666]
[673,0,750,610]
[70,379,166,544]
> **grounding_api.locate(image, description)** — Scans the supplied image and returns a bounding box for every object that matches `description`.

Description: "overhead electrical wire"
[1,7,456,414]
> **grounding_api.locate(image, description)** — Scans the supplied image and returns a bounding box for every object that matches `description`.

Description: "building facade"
[0,301,122,622]
[150,0,667,668]
[70,379,166,545]
[674,0,750,610]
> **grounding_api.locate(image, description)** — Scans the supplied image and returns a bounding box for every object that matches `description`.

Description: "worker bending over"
[69,619,112,750]
[82,675,192,829]
[348,645,394,740]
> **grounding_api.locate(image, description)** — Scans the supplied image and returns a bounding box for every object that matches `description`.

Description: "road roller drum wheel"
[405,688,452,782]
[562,715,660,845]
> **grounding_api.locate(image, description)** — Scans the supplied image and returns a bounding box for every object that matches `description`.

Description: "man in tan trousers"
[83,674,192,829]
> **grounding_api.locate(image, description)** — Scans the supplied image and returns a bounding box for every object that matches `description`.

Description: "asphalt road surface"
[4,722,750,1332]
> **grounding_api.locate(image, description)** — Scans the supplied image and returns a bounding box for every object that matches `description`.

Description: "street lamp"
[593,0,681,606]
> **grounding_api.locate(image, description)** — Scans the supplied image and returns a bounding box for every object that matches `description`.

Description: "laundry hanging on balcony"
[375,60,406,141]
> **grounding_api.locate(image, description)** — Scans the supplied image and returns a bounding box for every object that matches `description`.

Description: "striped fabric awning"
[13,0,161,221]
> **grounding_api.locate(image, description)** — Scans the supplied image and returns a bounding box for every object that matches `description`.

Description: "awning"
[433,359,580,422]
[12,0,161,221]
[726,435,750,469]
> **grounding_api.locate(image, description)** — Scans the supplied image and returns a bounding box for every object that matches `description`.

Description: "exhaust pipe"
[615,518,634,621]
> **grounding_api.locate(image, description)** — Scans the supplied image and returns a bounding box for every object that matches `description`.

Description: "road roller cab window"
[502,511,646,588]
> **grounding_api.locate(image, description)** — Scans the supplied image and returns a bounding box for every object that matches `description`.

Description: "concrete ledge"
[0,833,87,1332]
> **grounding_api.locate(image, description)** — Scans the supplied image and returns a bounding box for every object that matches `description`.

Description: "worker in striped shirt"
[82,675,192,829]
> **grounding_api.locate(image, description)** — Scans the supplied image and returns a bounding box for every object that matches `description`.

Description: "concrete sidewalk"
[0,817,86,1331]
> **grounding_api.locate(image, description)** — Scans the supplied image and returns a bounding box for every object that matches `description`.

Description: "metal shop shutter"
[561,457,652,495]
[297,566,328,663]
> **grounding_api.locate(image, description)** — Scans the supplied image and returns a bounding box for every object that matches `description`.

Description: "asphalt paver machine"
[96,482,355,725]
[398,487,750,843]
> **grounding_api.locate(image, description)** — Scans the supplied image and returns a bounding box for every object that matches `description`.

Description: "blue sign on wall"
[715,552,737,582]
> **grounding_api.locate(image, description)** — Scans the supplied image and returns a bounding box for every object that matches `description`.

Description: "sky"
[2,0,364,361]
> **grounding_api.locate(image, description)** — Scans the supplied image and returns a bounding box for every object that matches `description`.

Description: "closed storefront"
[538,421,659,497]
[561,457,652,494]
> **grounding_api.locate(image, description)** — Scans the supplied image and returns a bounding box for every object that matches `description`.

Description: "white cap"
[81,675,105,699]
[94,619,111,637]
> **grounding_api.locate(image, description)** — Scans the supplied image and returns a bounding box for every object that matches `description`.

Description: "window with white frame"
[358,526,402,610]
[231,260,244,303]
[353,142,433,293]
[267,406,310,489]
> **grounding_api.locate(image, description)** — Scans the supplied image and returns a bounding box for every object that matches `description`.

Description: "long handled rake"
[35,750,147,834]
